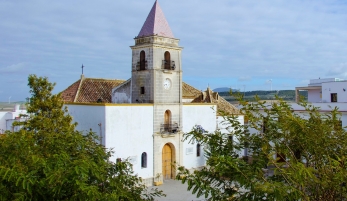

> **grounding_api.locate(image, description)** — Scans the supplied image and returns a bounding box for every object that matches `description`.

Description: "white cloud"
[326,63,347,78]
[238,76,251,81]
[0,63,27,74]
[1,0,347,100]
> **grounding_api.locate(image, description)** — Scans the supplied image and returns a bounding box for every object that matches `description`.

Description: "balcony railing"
[162,60,175,70]
[160,123,179,134]
[136,60,148,71]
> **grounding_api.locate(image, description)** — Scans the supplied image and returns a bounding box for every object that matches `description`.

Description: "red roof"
[138,0,174,38]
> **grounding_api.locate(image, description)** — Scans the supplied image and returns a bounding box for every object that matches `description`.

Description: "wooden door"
[164,51,171,69]
[164,110,171,131]
[162,144,172,179]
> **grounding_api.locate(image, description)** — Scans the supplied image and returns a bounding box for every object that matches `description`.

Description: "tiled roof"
[60,79,81,102]
[61,76,125,103]
[138,0,174,38]
[182,82,200,98]
[61,77,239,114]
[189,86,240,115]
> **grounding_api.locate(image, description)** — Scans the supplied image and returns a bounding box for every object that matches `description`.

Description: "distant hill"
[217,90,307,102]
[213,87,240,93]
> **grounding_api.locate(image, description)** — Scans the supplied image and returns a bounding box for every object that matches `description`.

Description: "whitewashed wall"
[322,82,347,103]
[0,109,27,132]
[65,104,106,143]
[105,105,154,179]
[308,89,321,103]
[182,104,217,169]
[65,104,154,179]
[217,115,245,157]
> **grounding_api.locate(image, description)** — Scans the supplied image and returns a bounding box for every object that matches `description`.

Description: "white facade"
[0,104,27,133]
[296,78,347,103]
[65,102,226,185]
[294,78,347,130]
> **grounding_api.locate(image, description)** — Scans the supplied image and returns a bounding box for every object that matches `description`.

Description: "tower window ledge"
[163,70,172,74]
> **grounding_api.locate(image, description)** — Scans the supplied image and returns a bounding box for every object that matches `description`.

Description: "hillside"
[218,90,308,102]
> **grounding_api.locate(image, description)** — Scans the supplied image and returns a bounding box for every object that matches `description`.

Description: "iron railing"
[160,123,179,134]
[136,60,148,71]
[162,60,175,70]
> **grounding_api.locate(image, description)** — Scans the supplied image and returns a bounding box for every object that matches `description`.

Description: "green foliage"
[0,75,164,200]
[177,96,347,201]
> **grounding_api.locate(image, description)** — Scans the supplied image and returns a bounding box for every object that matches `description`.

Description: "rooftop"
[137,0,174,38]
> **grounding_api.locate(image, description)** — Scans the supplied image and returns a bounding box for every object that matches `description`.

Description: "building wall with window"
[65,103,154,180]
[321,81,347,103]
[0,105,27,133]
[181,104,217,169]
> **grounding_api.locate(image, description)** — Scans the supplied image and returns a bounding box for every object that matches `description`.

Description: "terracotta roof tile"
[61,77,239,114]
[60,79,81,102]
[61,78,125,103]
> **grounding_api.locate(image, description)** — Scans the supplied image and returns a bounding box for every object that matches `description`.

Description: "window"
[196,144,201,157]
[140,87,145,94]
[140,51,146,70]
[331,93,337,102]
[141,152,147,168]
[164,51,171,70]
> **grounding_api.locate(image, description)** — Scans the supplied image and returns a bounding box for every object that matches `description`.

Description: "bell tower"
[130,0,183,134]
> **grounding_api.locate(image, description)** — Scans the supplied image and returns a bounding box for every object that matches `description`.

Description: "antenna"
[81,64,84,75]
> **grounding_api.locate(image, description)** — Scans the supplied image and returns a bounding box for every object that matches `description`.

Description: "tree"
[0,75,163,200]
[177,96,347,201]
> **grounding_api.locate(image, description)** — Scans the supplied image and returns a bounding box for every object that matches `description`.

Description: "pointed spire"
[138,1,174,38]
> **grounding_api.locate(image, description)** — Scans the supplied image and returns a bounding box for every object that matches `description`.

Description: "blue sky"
[1,0,347,101]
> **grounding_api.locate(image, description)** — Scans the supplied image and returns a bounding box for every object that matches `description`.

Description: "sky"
[1,0,347,101]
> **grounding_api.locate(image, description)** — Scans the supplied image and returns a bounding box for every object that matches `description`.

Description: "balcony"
[160,123,179,134]
[136,60,148,71]
[162,60,175,70]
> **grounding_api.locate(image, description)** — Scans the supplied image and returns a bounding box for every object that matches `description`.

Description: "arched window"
[196,143,201,157]
[140,50,146,70]
[141,152,147,168]
[164,51,171,69]
[164,110,171,132]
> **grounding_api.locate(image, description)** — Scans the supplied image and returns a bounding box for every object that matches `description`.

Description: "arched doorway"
[164,51,170,69]
[162,144,173,179]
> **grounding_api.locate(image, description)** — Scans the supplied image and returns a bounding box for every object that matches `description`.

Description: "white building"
[0,104,27,134]
[61,1,242,186]
[294,77,347,126]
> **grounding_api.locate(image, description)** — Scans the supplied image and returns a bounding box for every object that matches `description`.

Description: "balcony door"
[164,110,171,131]
[164,51,171,69]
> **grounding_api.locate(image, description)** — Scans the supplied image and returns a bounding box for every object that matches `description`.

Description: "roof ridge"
[74,77,84,102]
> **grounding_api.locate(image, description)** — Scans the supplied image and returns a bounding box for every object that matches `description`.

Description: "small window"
[196,144,201,157]
[141,152,147,168]
[331,93,337,102]
[141,87,145,94]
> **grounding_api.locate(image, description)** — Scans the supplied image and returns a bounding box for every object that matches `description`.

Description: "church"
[61,0,242,186]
